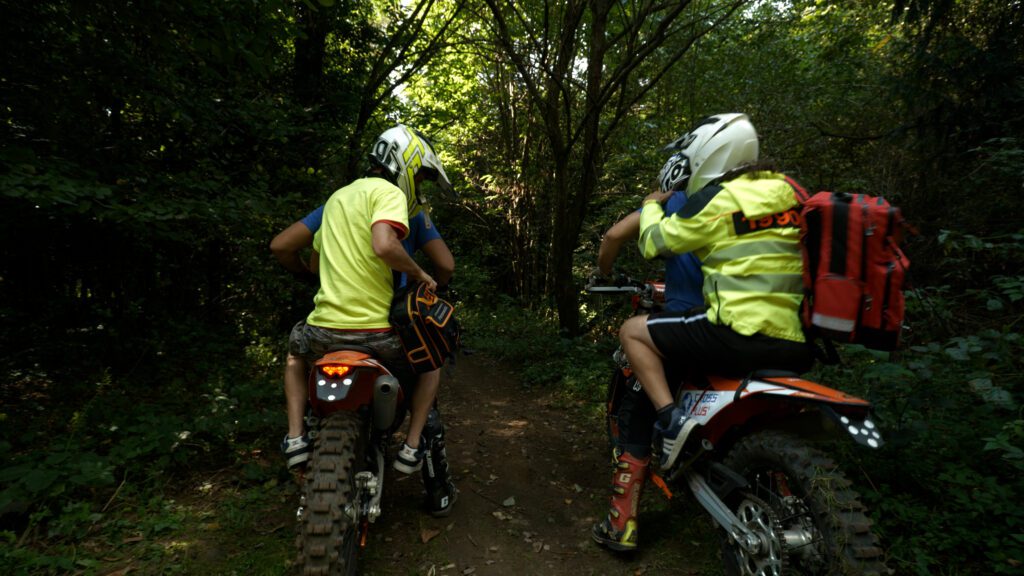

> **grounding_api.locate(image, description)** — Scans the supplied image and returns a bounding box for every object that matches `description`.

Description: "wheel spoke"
[720,431,888,576]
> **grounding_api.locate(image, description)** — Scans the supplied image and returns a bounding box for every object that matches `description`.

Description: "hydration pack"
[787,178,911,354]
[389,282,461,374]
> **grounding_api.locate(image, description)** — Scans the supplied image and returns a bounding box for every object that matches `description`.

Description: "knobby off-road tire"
[297,412,365,576]
[721,431,888,576]
[606,369,630,452]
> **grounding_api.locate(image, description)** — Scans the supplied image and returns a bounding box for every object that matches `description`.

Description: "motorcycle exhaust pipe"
[373,375,400,431]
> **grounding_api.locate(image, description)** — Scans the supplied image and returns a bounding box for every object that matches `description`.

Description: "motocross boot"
[592,450,649,552]
[281,433,311,470]
[421,407,457,517]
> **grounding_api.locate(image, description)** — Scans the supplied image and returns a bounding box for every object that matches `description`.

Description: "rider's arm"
[372,222,437,291]
[638,189,715,259]
[597,211,640,276]
[271,205,323,279]
[421,238,454,286]
[270,221,314,274]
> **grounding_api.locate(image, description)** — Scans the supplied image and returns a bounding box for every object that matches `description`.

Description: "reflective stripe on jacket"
[638,171,805,342]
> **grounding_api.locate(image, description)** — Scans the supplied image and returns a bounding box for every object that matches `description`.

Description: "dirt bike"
[588,278,889,576]
[293,348,451,575]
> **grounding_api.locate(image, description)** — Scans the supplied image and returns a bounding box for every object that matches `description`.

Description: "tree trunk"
[551,0,611,336]
[293,1,329,107]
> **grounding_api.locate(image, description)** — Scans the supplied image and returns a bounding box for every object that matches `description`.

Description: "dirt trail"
[358,352,718,576]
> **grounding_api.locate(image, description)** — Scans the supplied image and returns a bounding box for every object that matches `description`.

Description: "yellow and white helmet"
[368,124,452,216]
[662,113,759,196]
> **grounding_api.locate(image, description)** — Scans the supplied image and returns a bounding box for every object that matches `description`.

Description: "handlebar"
[586,283,644,294]
[586,276,666,313]
[585,275,659,295]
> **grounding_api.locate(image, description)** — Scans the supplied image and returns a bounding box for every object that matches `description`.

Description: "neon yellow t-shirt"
[306,177,409,329]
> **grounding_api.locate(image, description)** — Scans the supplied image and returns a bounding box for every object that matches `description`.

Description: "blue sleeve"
[396,213,445,289]
[300,205,325,233]
[404,212,442,254]
[664,191,688,216]
[632,192,687,216]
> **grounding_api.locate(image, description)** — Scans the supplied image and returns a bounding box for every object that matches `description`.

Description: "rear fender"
[308,351,403,416]
[678,372,883,450]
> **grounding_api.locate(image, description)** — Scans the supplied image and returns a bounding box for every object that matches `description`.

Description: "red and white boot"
[591,451,649,552]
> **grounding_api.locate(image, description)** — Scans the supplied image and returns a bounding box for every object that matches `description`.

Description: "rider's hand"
[643,189,673,206]
[417,270,438,292]
[587,269,610,289]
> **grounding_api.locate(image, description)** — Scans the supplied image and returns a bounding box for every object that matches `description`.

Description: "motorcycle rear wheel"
[297,411,365,576]
[721,430,888,576]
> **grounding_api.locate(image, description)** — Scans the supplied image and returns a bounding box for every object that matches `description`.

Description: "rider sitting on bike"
[276,125,458,515]
[590,152,705,552]
[597,113,815,552]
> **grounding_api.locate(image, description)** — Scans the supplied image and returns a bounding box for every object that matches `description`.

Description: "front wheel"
[721,431,888,576]
[605,367,632,451]
[296,412,365,576]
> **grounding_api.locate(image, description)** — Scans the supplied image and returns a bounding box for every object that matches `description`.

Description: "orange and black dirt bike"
[293,348,451,576]
[587,278,890,576]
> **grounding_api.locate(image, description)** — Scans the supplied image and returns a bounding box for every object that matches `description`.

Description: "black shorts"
[646,309,814,377]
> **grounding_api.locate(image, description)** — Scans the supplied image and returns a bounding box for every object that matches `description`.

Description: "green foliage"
[984,419,1024,471]
[815,288,1023,574]
[460,295,608,397]
[0,317,283,572]
[0,445,114,519]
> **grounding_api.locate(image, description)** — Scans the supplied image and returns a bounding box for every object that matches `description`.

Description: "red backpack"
[785,177,911,355]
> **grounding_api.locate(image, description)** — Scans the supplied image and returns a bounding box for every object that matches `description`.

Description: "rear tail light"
[320,365,351,378]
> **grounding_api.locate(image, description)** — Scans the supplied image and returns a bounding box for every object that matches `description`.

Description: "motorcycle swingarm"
[345,444,387,527]
[685,468,769,556]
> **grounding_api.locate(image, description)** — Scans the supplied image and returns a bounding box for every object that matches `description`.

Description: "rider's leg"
[285,353,307,438]
[421,406,457,516]
[282,322,314,469]
[592,449,649,551]
[619,316,672,410]
[620,313,697,469]
[595,379,654,551]
[405,368,441,449]
[616,380,657,459]
[394,368,441,473]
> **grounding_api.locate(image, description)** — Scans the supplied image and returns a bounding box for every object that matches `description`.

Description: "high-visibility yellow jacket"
[638,171,805,343]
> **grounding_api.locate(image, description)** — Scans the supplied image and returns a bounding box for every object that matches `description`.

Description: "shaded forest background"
[1,0,1022,574]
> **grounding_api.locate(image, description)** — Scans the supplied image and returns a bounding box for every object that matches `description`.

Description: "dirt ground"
[84,351,719,576]
[355,352,720,576]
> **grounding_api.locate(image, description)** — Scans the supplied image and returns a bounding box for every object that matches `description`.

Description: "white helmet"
[657,151,690,194]
[662,113,758,196]
[368,124,452,216]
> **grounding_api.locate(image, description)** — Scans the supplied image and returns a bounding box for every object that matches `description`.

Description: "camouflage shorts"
[288,321,406,366]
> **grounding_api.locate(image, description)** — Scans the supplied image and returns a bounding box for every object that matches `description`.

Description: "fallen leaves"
[421,527,442,544]
[491,510,513,521]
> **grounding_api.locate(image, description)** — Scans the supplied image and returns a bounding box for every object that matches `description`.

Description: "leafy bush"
[815,282,1023,574]
[460,294,608,397]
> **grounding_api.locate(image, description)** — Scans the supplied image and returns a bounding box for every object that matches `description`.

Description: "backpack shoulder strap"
[801,327,842,365]
[782,175,812,204]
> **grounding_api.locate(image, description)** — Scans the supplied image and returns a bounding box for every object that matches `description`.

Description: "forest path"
[357,352,718,576]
